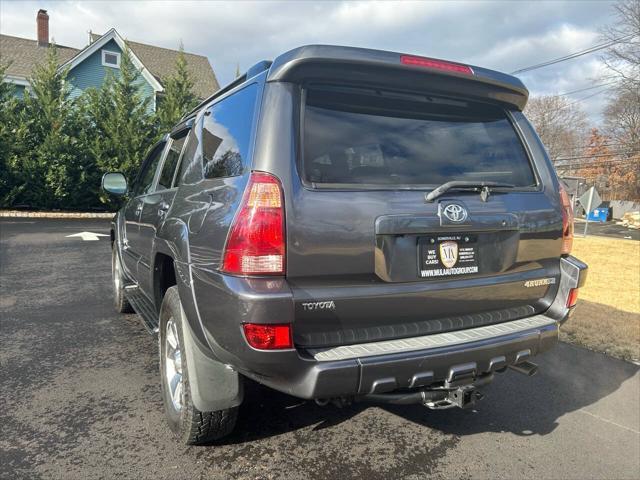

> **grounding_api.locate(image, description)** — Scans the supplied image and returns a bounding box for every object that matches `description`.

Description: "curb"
[0,210,115,219]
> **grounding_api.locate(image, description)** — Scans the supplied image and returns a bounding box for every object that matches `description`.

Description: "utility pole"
[583,187,595,237]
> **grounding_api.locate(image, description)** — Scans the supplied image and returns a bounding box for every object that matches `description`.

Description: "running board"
[124,286,159,334]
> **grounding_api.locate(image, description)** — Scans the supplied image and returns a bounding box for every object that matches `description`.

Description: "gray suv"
[103,45,588,444]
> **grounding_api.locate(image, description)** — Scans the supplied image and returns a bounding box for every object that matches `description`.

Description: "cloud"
[0,0,620,124]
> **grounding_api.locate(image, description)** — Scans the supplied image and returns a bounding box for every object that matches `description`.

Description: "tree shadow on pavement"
[222,342,639,445]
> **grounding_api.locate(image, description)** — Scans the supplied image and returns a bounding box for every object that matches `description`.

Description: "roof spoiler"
[267,45,529,111]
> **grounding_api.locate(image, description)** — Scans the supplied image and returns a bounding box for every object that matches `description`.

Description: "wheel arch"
[153,251,177,313]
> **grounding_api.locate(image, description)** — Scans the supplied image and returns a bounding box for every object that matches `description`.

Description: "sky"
[0,0,622,124]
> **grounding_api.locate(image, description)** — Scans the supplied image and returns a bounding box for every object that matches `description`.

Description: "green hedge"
[0,44,197,211]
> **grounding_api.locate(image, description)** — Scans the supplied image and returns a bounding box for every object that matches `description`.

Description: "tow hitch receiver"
[424,385,484,410]
[350,373,494,410]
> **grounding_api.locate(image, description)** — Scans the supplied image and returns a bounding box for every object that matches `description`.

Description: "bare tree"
[524,95,588,162]
[600,0,640,91]
[604,87,640,156]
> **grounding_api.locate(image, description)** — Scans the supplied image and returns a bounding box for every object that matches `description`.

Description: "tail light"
[243,323,292,350]
[559,185,574,255]
[222,172,285,275]
[567,288,579,308]
[400,55,473,75]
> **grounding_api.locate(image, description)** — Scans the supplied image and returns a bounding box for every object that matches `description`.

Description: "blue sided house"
[0,9,219,110]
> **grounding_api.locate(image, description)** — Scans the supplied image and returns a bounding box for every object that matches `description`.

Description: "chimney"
[37,9,49,47]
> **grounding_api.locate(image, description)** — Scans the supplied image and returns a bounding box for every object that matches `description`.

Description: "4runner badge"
[439,241,458,268]
[524,278,556,288]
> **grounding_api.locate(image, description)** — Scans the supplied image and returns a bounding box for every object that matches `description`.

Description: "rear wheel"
[112,246,133,313]
[159,286,238,445]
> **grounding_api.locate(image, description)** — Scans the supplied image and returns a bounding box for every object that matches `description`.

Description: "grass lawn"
[560,235,640,362]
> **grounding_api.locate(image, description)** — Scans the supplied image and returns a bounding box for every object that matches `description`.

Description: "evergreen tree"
[85,44,159,207]
[155,43,198,132]
[0,61,20,205]
[2,42,183,210]
[8,45,85,208]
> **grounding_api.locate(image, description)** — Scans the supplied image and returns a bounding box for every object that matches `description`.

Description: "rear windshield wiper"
[425,181,515,202]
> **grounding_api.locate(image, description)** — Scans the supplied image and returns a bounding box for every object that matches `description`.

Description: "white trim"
[308,315,556,361]
[3,75,30,87]
[58,28,164,92]
[101,49,121,69]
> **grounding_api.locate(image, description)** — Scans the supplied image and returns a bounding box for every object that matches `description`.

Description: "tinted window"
[202,84,258,179]
[134,143,165,196]
[178,127,201,185]
[157,136,186,190]
[303,88,536,187]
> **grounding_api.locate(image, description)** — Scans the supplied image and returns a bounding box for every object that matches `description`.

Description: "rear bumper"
[245,314,559,399]
[191,256,587,400]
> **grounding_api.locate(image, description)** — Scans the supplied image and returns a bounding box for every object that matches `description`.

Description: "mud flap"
[180,304,244,412]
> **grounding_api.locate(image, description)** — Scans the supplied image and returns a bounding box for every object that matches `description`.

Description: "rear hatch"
[271,52,563,348]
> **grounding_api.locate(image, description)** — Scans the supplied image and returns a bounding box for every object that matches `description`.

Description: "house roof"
[1,31,219,99]
[91,32,219,99]
[63,29,164,93]
[0,34,79,78]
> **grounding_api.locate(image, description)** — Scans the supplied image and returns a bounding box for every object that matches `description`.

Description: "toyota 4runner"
[103,45,588,444]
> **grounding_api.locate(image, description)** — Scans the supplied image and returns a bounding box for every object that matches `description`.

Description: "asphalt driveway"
[1,218,639,480]
[575,219,640,241]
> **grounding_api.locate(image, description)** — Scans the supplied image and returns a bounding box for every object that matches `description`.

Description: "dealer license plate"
[419,235,479,278]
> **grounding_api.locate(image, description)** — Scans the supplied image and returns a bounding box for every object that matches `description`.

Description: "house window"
[102,50,120,68]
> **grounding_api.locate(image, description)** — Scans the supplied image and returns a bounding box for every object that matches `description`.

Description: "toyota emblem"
[442,204,468,223]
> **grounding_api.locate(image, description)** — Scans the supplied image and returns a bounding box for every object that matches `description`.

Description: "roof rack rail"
[181,60,272,121]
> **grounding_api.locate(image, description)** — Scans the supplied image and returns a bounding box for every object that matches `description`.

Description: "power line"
[555,161,637,169]
[557,153,638,161]
[557,81,617,96]
[556,160,636,167]
[540,85,615,111]
[554,151,640,161]
[564,85,615,107]
[554,142,629,152]
[556,155,639,162]
[510,33,637,75]
[553,154,640,167]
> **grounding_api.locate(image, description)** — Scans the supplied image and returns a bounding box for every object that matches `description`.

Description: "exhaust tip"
[508,361,538,377]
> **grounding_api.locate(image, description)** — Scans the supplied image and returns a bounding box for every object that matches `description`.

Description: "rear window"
[302,87,536,188]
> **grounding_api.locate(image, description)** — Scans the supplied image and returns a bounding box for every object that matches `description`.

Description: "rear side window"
[178,127,201,185]
[134,142,165,196]
[157,136,186,190]
[303,88,536,187]
[202,83,258,179]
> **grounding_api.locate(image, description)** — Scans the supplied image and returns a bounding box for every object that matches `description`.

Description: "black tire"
[112,246,133,313]
[159,286,238,445]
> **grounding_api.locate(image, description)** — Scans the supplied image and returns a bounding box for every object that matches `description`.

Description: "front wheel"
[159,286,238,445]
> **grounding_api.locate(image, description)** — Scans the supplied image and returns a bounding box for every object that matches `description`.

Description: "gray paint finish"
[108,44,587,404]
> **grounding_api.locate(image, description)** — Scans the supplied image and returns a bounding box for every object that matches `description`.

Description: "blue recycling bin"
[587,208,609,223]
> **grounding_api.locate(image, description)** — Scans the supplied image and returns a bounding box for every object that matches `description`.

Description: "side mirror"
[102,172,128,196]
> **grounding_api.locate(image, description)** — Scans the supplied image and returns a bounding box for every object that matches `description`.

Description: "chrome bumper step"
[307,315,556,362]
